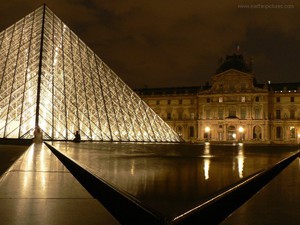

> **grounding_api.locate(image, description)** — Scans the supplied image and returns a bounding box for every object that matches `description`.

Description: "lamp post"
[204,126,211,143]
[238,126,244,143]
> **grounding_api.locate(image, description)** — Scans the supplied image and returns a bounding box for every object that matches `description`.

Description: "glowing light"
[205,126,211,133]
[204,158,210,180]
[0,5,181,142]
[238,126,244,133]
[237,145,245,178]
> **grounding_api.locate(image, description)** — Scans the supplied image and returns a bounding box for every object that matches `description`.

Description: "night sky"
[0,0,299,89]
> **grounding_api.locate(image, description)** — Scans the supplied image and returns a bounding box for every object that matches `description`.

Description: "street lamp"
[238,126,244,143]
[204,126,211,142]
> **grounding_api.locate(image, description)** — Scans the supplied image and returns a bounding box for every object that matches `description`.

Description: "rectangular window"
[167,113,171,120]
[255,96,259,102]
[276,127,282,139]
[179,99,182,104]
[156,100,160,105]
[276,97,280,102]
[241,96,246,102]
[276,110,281,119]
[168,100,171,105]
[291,97,295,102]
[189,126,194,137]
[219,97,223,103]
[206,98,210,103]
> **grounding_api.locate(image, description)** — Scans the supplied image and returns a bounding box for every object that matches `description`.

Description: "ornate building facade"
[136,54,300,144]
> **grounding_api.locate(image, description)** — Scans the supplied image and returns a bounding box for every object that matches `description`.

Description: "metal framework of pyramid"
[0,5,181,142]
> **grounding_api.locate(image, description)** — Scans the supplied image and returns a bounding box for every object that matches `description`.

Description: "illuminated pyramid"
[0,5,181,142]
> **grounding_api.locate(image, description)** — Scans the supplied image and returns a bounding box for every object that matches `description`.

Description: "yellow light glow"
[204,158,210,180]
[204,126,211,133]
[238,126,244,133]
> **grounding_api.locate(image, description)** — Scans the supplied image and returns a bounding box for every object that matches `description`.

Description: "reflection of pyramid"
[0,5,181,142]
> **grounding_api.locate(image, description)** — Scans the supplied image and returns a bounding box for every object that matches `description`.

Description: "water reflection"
[237,144,245,178]
[52,142,297,217]
[203,143,211,180]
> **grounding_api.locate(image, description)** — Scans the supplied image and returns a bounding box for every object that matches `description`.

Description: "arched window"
[253,126,262,140]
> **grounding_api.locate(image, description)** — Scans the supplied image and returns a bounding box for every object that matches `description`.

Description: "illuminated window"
[290,126,296,138]
[241,96,245,102]
[219,97,223,102]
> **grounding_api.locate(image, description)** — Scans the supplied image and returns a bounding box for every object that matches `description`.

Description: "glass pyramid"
[0,5,181,142]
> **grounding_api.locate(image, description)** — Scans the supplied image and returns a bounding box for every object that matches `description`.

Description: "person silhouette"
[33,126,43,143]
[73,130,81,143]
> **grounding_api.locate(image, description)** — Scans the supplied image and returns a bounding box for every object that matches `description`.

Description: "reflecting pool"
[51,142,298,218]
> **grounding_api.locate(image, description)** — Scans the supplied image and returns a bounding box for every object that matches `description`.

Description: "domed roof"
[216,54,252,74]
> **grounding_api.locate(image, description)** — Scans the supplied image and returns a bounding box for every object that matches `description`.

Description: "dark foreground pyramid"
[0,5,181,142]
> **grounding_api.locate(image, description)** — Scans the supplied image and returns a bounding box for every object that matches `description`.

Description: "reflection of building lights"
[204,158,210,180]
[237,145,244,178]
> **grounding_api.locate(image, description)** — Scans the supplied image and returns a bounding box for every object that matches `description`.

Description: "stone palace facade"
[136,53,300,144]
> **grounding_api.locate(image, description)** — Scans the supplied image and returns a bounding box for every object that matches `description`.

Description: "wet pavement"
[50,142,299,218]
[221,157,300,225]
[0,143,120,225]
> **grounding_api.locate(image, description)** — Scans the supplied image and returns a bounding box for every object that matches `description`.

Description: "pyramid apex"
[0,6,181,142]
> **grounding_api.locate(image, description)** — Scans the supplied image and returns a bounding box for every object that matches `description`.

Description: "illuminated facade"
[0,5,181,142]
[137,54,300,144]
